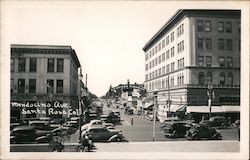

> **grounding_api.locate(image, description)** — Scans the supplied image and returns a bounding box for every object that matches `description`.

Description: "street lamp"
[78,67,83,141]
[153,89,158,142]
[207,82,214,118]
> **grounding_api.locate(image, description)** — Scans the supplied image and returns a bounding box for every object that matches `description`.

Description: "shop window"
[18,58,26,72]
[206,72,213,83]
[18,79,25,93]
[227,57,233,67]
[29,79,36,93]
[219,72,225,86]
[198,56,204,66]
[47,79,54,94]
[219,56,225,67]
[56,80,63,93]
[228,73,233,86]
[198,72,205,85]
[206,56,212,67]
[47,59,55,72]
[30,58,37,72]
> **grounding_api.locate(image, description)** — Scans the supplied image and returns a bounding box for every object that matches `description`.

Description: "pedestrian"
[131,116,134,126]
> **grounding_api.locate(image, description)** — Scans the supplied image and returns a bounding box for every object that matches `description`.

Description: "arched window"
[219,72,225,86]
[198,72,205,85]
[206,71,213,83]
[228,72,233,86]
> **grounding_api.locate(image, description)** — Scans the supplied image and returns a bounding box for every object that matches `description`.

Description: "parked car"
[10,123,21,131]
[10,126,36,144]
[160,117,181,128]
[163,121,191,138]
[62,120,78,128]
[29,120,51,130]
[81,126,123,142]
[106,126,122,133]
[81,119,113,131]
[186,124,222,140]
[200,116,230,128]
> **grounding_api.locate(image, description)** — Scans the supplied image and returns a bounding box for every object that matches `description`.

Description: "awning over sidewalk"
[143,102,154,110]
[186,105,240,113]
[170,105,186,112]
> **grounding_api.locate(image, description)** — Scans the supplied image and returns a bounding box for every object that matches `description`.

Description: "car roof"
[12,125,36,131]
[164,121,187,125]
[88,125,106,130]
[29,120,49,124]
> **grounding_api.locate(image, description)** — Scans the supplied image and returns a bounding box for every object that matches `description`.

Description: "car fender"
[108,134,121,142]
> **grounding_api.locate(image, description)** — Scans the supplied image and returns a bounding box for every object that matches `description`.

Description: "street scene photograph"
[1,1,249,160]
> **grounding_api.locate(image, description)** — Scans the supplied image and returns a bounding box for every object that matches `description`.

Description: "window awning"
[186,105,240,113]
[170,104,186,112]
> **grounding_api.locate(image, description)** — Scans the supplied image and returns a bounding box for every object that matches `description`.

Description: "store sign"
[11,101,80,116]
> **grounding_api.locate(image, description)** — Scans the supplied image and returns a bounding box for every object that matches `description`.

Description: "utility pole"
[153,90,158,142]
[167,75,171,117]
[207,82,214,118]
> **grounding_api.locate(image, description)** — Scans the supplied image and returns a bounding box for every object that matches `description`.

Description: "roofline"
[11,44,81,68]
[142,9,241,52]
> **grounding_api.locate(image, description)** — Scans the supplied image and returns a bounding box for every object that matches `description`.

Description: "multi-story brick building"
[11,44,82,121]
[142,10,240,122]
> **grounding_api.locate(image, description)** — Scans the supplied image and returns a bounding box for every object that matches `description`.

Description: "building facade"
[142,10,240,122]
[11,44,82,120]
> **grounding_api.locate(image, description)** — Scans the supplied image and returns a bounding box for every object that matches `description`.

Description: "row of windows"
[145,71,235,92]
[145,74,184,91]
[198,38,233,50]
[145,23,184,61]
[197,20,234,33]
[145,43,185,71]
[11,79,64,94]
[198,56,233,67]
[146,58,185,81]
[198,72,234,86]
[11,58,64,73]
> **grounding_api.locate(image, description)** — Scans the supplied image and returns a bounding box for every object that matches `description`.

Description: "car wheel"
[116,137,122,142]
[191,134,198,140]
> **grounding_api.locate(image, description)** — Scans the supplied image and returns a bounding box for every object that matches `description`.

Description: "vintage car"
[200,116,230,128]
[10,126,37,144]
[81,126,123,142]
[186,124,222,140]
[81,119,113,131]
[163,121,191,138]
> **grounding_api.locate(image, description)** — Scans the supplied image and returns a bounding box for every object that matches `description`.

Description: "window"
[57,59,64,72]
[218,22,224,32]
[171,47,175,57]
[11,58,14,72]
[170,77,174,86]
[162,39,165,48]
[219,72,225,86]
[166,64,170,73]
[226,22,232,32]
[11,79,14,93]
[198,72,205,85]
[56,80,63,93]
[197,21,203,32]
[29,79,36,93]
[47,59,55,72]
[154,58,157,66]
[166,36,169,45]
[171,32,174,42]
[226,39,233,50]
[219,56,225,67]
[206,72,213,83]
[198,38,204,49]
[171,62,175,71]
[162,66,165,75]
[228,72,233,86]
[205,38,212,49]
[162,53,165,62]
[30,58,37,72]
[205,21,211,32]
[155,46,157,53]
[47,79,54,94]
[18,79,25,93]
[206,56,212,67]
[18,58,26,72]
[158,43,161,51]
[227,57,233,67]
[159,55,161,64]
[198,56,204,66]
[166,50,170,59]
[218,39,225,50]
[159,68,161,76]
[145,64,148,71]
[146,54,148,61]
[162,79,165,88]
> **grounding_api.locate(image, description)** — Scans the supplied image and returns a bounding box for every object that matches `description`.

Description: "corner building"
[142,10,240,122]
[11,44,81,120]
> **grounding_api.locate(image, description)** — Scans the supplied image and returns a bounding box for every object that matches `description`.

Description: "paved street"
[103,103,239,142]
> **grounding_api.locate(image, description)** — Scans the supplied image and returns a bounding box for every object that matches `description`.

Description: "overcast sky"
[1,1,246,97]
